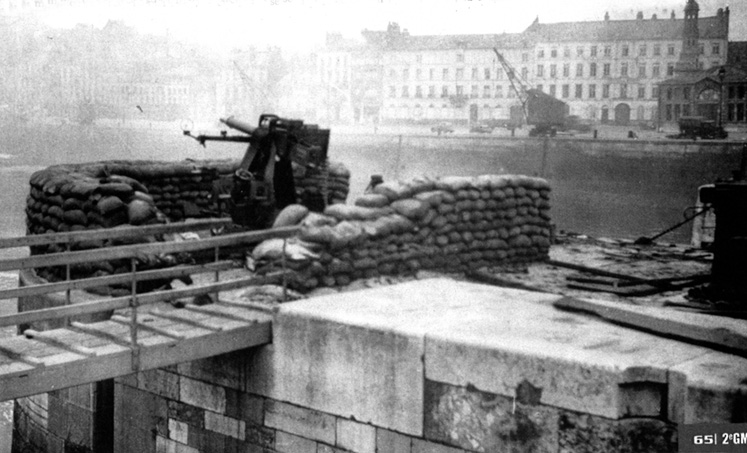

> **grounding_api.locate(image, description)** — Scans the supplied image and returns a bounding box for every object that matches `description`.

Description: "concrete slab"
[244,278,746,432]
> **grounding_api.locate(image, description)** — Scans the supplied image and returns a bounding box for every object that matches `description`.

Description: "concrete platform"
[225,278,747,438]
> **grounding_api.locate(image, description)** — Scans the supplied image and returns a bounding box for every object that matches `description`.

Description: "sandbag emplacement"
[252,174,553,291]
[25,158,350,284]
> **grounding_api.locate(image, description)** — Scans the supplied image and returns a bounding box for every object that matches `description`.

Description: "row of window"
[536,42,720,59]
[403,41,722,65]
[387,83,658,100]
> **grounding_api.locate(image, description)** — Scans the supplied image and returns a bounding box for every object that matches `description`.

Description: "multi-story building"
[316,0,730,126]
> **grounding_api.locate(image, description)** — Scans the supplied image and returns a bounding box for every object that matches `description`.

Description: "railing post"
[281,238,288,302]
[214,244,220,302]
[129,257,139,371]
[65,242,71,309]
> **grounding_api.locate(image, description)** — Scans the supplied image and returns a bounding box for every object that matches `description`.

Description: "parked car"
[431,122,455,135]
[469,123,494,134]
[561,115,593,133]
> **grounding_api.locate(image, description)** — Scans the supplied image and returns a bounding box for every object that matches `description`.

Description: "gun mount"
[184,114,330,228]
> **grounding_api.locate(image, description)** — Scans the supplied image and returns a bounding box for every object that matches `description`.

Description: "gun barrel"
[220,116,257,136]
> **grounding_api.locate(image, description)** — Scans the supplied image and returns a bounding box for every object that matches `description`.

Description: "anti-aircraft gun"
[183,114,330,228]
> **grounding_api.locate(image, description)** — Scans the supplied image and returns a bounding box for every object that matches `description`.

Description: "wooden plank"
[70,321,141,347]
[0,226,300,271]
[218,299,278,314]
[0,260,235,301]
[146,310,225,332]
[109,314,185,340]
[22,329,97,357]
[0,218,233,249]
[553,296,747,358]
[467,269,551,293]
[182,304,266,323]
[0,271,291,328]
[0,345,45,367]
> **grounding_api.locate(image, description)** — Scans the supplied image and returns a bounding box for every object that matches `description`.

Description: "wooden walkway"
[0,219,297,402]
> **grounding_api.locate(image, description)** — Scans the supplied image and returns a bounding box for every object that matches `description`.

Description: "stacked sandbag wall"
[263,174,552,291]
[293,160,350,211]
[25,159,350,284]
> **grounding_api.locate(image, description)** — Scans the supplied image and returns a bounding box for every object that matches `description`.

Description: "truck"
[671,116,728,140]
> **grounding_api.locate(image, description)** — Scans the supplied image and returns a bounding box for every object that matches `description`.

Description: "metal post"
[129,258,139,371]
[65,242,71,307]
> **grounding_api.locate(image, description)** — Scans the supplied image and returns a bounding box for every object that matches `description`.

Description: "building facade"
[317,1,730,126]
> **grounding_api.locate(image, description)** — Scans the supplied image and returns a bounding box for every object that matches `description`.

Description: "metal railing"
[0,218,299,371]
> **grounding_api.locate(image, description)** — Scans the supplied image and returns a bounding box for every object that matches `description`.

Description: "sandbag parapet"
[253,174,552,291]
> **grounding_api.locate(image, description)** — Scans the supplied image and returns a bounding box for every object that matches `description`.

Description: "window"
[484,68,491,80]
[638,65,646,78]
[522,53,529,62]
[638,86,646,99]
[666,88,673,100]
[483,85,491,97]
[443,68,449,80]
[495,85,503,98]
[639,45,646,56]
[507,88,515,98]
[620,83,628,98]
[562,84,570,98]
[456,85,464,96]
[521,67,528,79]
[602,84,610,98]
[666,105,672,121]
[472,68,478,80]
[537,49,545,58]
[591,45,598,57]
[389,69,397,78]
[456,68,464,79]
[668,45,675,56]
[590,63,597,77]
[653,44,661,56]
[621,63,628,77]
[415,86,423,98]
[712,43,720,55]
[428,69,434,80]
[441,86,449,97]
[536,84,543,92]
[550,64,557,78]
[564,47,570,58]
[589,84,596,98]
[699,44,705,55]
[603,63,611,76]
[577,46,584,57]
[667,63,675,76]
[551,48,558,58]
[537,65,544,77]
[652,86,659,98]
[575,84,583,98]
[401,86,409,97]
[604,46,611,57]
[457,53,464,63]
[652,64,660,77]
[471,85,478,98]
[403,69,409,80]
[389,86,396,97]
[549,85,556,96]
[683,87,691,100]
[496,69,503,79]
[416,69,422,80]
[416,54,422,63]
[576,63,583,77]
[622,45,629,57]
[563,64,570,77]
[428,86,435,97]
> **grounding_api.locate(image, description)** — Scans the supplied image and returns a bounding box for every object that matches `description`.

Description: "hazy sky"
[36,0,743,52]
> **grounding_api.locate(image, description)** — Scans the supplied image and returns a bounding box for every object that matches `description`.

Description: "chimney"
[637,11,643,20]
[604,11,610,21]
[671,10,676,19]
[652,13,658,20]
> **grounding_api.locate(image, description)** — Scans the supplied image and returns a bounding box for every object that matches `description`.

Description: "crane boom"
[493,48,530,125]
